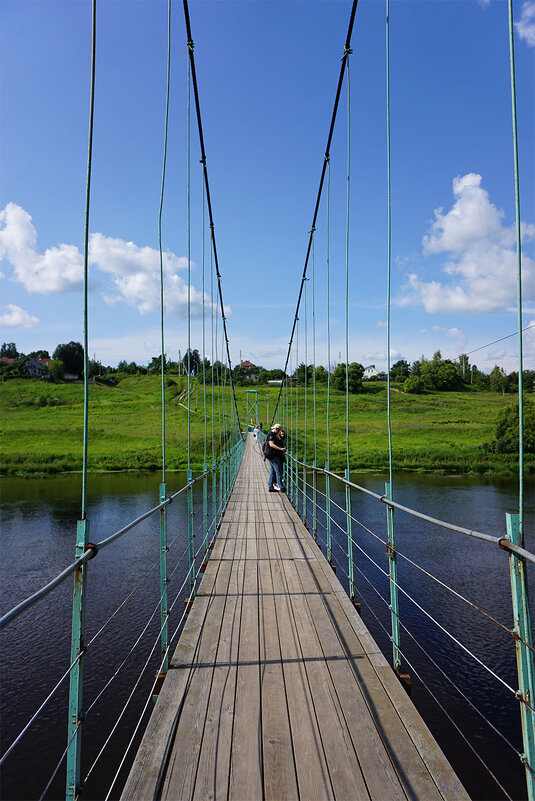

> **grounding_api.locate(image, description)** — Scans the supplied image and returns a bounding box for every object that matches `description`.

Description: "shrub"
[403,376,424,394]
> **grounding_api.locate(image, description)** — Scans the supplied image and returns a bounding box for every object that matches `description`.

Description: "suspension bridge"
[1,0,533,800]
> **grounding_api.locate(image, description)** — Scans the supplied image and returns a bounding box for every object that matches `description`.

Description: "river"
[1,468,533,801]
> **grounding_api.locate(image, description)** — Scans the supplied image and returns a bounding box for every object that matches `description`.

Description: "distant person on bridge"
[265,423,286,492]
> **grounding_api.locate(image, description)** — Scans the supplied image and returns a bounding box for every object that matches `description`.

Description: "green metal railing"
[275,449,535,800]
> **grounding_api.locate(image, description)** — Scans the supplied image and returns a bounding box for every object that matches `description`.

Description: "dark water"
[0,469,533,801]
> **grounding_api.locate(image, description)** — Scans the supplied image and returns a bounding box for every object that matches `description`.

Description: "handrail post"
[218,455,224,525]
[159,484,169,673]
[385,482,401,673]
[325,461,332,563]
[202,465,208,559]
[212,457,217,539]
[506,513,535,801]
[345,468,354,600]
[188,469,195,597]
[313,463,318,540]
[302,461,307,526]
[66,519,89,799]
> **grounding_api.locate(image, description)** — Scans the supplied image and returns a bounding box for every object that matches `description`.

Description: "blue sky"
[1,0,534,372]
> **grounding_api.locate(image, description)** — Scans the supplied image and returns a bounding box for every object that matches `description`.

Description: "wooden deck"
[121,434,469,801]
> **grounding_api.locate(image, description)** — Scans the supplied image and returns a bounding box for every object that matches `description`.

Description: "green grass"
[0,377,531,476]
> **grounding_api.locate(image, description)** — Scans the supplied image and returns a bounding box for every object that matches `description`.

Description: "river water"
[0,468,533,801]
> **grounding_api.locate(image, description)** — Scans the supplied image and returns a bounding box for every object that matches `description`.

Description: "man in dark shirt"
[266,424,286,492]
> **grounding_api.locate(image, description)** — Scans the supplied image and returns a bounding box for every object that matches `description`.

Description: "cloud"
[516,1,535,47]
[399,174,535,313]
[0,204,228,319]
[0,303,40,328]
[376,320,387,328]
[0,203,83,293]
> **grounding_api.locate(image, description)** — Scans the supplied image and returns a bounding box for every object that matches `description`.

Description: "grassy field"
[0,376,531,476]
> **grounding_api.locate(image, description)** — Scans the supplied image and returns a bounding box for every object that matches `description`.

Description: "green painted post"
[385,482,401,672]
[345,469,354,599]
[302,462,307,526]
[313,464,318,541]
[202,466,208,558]
[66,519,89,798]
[218,456,224,526]
[159,484,169,673]
[212,457,217,539]
[188,469,195,596]
[325,461,332,563]
[506,513,535,801]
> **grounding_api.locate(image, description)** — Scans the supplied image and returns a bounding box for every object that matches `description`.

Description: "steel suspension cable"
[202,166,207,468]
[507,0,524,536]
[271,0,359,425]
[345,56,351,475]
[158,0,171,485]
[386,0,393,489]
[312,233,317,466]
[187,48,192,474]
[326,157,331,467]
[182,0,242,432]
[80,0,96,520]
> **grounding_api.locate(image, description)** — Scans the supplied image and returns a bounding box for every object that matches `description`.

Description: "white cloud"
[399,174,535,313]
[0,303,39,328]
[516,1,535,47]
[376,320,387,328]
[0,203,83,293]
[0,204,228,319]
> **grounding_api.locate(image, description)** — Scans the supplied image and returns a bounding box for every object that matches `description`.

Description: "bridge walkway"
[120,434,469,801]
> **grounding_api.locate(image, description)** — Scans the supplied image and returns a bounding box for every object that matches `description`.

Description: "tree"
[315,365,328,383]
[53,342,84,375]
[457,353,470,380]
[495,401,535,453]
[294,363,313,385]
[49,359,65,380]
[148,354,167,374]
[1,342,19,358]
[331,362,364,393]
[390,359,410,381]
[433,349,442,361]
[489,365,509,396]
[28,349,50,360]
[403,376,424,394]
[182,348,201,375]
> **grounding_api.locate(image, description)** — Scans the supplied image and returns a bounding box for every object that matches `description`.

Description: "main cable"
[182,0,242,432]
[271,0,359,425]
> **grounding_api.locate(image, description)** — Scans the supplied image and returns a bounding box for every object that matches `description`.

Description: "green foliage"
[49,359,65,380]
[420,358,464,391]
[315,365,328,383]
[403,376,424,394]
[331,362,364,393]
[1,342,20,358]
[492,400,535,453]
[390,359,410,381]
[53,341,83,375]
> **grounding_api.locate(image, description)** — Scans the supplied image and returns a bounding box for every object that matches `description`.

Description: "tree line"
[1,341,533,394]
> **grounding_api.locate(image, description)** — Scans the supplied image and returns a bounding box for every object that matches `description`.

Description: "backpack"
[262,439,273,460]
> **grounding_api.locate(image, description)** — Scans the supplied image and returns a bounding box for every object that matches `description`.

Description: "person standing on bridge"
[266,423,286,492]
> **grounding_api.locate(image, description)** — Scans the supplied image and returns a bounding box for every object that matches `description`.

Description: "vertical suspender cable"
[157,0,172,676]
[303,277,308,523]
[507,0,524,535]
[67,1,96,795]
[326,158,332,564]
[80,1,96,522]
[345,55,351,477]
[385,0,393,491]
[312,232,318,540]
[344,54,355,601]
[385,0,401,674]
[186,47,195,596]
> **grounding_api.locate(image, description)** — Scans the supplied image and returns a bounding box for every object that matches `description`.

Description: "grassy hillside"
[0,377,531,476]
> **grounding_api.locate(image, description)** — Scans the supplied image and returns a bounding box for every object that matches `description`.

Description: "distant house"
[37,357,52,369]
[240,360,255,370]
[19,357,50,378]
[0,357,17,365]
[267,379,282,385]
[363,364,387,381]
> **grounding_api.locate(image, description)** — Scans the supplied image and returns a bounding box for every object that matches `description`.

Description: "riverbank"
[0,377,531,476]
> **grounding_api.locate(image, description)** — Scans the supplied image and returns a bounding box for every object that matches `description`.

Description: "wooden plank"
[192,531,247,801]
[228,543,263,800]
[279,550,371,801]
[258,552,299,801]
[270,544,335,801]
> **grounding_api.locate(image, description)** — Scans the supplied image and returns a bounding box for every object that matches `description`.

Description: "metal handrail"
[0,443,244,632]
[284,453,535,564]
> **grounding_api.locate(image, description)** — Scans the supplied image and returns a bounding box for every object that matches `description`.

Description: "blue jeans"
[268,455,283,488]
